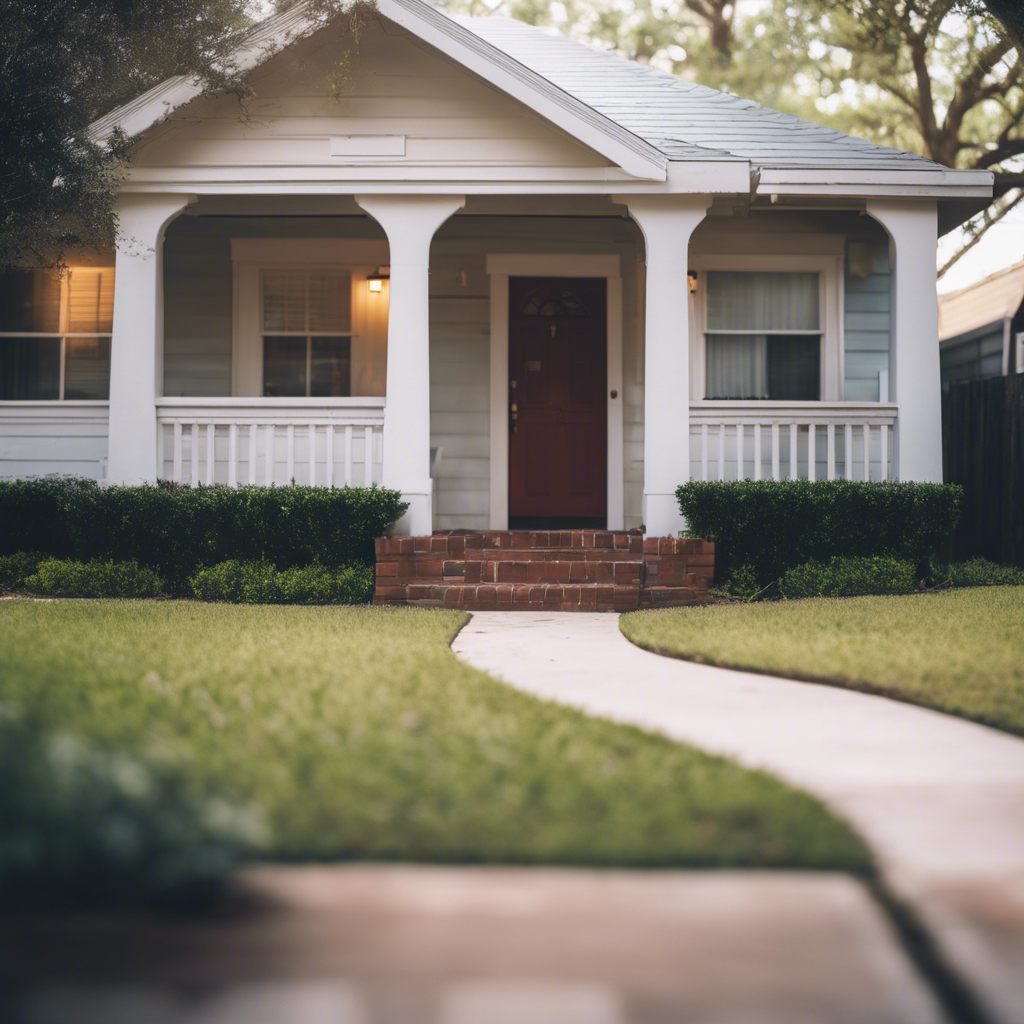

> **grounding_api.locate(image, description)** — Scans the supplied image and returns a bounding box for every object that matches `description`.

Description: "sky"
[938,208,1024,294]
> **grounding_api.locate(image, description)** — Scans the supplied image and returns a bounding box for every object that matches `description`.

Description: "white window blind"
[263,271,351,334]
[67,268,115,333]
[706,271,819,332]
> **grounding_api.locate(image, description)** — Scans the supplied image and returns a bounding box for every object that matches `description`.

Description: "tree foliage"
[0,0,374,271]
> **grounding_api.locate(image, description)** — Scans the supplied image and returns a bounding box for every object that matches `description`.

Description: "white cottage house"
[0,0,993,537]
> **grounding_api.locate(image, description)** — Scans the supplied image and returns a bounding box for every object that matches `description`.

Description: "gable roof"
[939,259,1024,341]
[457,16,944,172]
[89,0,992,194]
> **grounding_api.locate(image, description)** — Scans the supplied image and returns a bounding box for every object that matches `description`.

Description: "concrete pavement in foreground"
[8,866,946,1024]
[453,611,1024,1024]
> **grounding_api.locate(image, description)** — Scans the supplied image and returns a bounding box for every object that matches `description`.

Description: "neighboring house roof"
[939,260,1024,341]
[456,16,943,172]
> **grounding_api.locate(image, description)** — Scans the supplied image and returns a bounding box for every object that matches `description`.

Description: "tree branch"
[938,188,1024,278]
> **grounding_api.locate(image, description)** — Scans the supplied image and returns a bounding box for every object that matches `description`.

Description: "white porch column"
[621,196,710,536]
[107,193,192,484]
[865,200,943,482]
[355,195,465,535]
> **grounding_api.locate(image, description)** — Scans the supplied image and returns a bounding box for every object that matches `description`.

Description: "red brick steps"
[374,531,714,612]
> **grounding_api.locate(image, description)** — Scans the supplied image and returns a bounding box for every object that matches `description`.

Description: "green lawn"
[622,587,1024,736]
[0,602,870,872]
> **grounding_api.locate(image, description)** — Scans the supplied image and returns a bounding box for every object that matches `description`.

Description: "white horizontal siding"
[135,20,608,173]
[0,406,108,481]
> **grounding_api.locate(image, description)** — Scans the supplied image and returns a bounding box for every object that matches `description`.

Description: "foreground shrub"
[25,559,163,598]
[0,711,264,909]
[934,558,1024,588]
[0,551,46,592]
[190,560,374,605]
[677,480,961,588]
[0,478,406,592]
[780,556,917,598]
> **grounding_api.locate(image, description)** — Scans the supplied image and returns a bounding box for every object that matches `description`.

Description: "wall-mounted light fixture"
[367,265,390,294]
[687,270,698,293]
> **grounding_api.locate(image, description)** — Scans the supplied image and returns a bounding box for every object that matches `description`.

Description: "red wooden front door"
[508,276,607,522]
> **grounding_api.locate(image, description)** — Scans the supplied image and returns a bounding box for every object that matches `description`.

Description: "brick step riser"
[375,535,714,558]
[375,583,642,613]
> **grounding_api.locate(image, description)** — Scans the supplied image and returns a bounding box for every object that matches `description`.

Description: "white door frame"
[486,253,624,530]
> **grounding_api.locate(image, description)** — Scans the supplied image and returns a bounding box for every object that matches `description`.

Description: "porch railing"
[156,398,385,488]
[690,402,898,483]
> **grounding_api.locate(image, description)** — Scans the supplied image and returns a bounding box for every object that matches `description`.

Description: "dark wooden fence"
[942,373,1024,566]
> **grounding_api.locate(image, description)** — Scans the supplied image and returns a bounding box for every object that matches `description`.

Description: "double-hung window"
[703,270,823,401]
[261,270,352,397]
[0,267,114,400]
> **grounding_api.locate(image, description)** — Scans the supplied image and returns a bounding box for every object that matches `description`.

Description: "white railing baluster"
[754,423,762,481]
[190,422,199,487]
[372,426,382,485]
[735,423,744,481]
[807,424,816,481]
[717,424,725,481]
[308,423,317,486]
[880,424,889,481]
[286,424,295,485]
[325,422,334,487]
[173,421,183,483]
[862,424,871,482]
[248,424,257,485]
[265,424,275,486]
[157,422,165,481]
[826,424,836,480]
[344,424,353,486]
[844,423,853,480]
[206,423,215,486]
[771,423,780,481]
[788,423,797,480]
[228,424,238,488]
[701,423,708,482]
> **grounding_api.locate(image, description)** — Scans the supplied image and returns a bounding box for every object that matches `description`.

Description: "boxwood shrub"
[0,551,46,592]
[0,711,264,909]
[677,480,961,589]
[932,558,1024,588]
[779,556,917,599]
[24,558,164,598]
[0,479,406,593]
[190,560,374,605]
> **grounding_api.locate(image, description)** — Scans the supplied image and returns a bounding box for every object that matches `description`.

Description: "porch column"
[865,200,943,482]
[107,193,192,484]
[355,195,465,535]
[621,196,711,536]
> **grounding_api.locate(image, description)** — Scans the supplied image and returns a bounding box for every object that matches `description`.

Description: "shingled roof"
[457,15,943,172]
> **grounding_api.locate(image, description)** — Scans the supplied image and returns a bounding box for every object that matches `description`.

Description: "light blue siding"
[844,238,891,401]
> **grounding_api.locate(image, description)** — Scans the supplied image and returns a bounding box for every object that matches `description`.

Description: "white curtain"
[706,271,819,332]
[705,334,767,399]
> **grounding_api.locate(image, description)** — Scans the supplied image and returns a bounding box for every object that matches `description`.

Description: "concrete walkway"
[454,612,1024,1024]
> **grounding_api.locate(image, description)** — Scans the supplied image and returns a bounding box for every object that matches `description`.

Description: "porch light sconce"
[367,266,390,294]
[687,270,698,293]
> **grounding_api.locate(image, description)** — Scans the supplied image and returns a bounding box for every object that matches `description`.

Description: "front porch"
[0,193,941,536]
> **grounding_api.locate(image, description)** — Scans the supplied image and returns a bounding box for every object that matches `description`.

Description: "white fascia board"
[377,0,665,181]
[757,166,994,198]
[666,159,751,193]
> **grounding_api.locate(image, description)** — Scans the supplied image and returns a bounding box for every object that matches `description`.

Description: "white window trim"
[486,253,623,531]
[230,238,389,398]
[689,253,844,402]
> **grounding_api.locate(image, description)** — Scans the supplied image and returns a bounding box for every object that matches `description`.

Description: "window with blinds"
[262,270,352,397]
[0,267,114,400]
[704,270,821,401]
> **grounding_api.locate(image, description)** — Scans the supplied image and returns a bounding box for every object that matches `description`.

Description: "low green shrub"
[0,551,46,591]
[190,560,374,605]
[677,480,961,589]
[0,478,406,592]
[779,556,917,599]
[933,558,1024,588]
[25,558,163,598]
[0,710,264,909]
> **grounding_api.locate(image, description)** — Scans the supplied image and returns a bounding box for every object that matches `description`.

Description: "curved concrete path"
[454,612,1024,1024]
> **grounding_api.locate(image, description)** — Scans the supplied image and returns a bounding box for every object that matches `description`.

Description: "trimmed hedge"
[190,560,374,605]
[0,478,406,593]
[0,711,263,909]
[933,558,1024,588]
[779,556,917,598]
[25,559,163,599]
[677,480,962,589]
[0,551,46,592]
